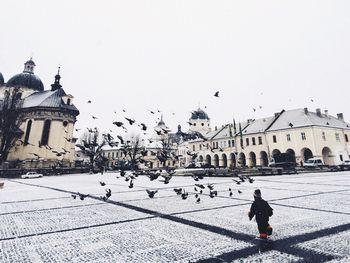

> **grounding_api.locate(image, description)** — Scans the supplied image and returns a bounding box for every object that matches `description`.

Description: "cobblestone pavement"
[0,171,349,262]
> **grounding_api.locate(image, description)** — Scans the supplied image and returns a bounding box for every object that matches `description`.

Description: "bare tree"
[76,128,108,173]
[0,87,23,164]
[156,138,176,168]
[119,135,146,171]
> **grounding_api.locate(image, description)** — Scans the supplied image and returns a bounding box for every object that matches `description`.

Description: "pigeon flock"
[69,91,261,203]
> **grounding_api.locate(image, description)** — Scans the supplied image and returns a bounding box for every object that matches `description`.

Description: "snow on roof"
[22,88,79,113]
[268,108,350,131]
[242,116,275,135]
[210,125,232,140]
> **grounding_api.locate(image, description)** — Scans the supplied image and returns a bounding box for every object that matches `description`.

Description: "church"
[0,59,79,169]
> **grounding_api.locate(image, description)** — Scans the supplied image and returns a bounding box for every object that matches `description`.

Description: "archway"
[213,154,219,167]
[229,153,236,169]
[198,155,204,163]
[249,152,257,167]
[271,149,281,157]
[301,148,313,161]
[260,151,269,166]
[322,147,333,165]
[205,155,211,165]
[221,153,227,168]
[286,149,296,163]
[238,152,246,167]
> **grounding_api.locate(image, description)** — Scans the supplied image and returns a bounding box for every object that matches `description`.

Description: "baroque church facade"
[0,59,79,168]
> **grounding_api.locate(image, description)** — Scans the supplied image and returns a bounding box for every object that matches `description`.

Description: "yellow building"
[0,59,79,168]
[178,108,350,168]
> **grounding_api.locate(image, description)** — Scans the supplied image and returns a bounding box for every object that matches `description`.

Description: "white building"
[178,108,350,168]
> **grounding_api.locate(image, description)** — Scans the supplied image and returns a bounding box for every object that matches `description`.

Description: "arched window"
[41,120,51,145]
[67,98,71,105]
[24,120,32,145]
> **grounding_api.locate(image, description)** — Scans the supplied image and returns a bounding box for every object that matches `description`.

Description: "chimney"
[316,108,322,117]
[304,108,309,114]
[324,109,328,117]
[337,113,344,121]
[215,126,217,131]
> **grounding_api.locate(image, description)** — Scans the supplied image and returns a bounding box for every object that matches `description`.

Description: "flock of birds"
[71,169,255,204]
[69,91,316,203]
[69,91,262,202]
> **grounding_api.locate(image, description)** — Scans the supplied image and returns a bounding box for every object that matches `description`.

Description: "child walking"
[248,189,273,239]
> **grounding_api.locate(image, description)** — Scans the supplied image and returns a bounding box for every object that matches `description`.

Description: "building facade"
[177,108,350,168]
[0,59,79,168]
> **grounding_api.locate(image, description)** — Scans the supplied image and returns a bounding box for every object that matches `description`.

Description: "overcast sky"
[1,0,350,138]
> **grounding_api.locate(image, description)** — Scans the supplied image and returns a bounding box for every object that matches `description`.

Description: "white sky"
[1,0,350,139]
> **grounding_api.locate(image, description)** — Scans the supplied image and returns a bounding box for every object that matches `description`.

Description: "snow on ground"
[0,171,349,262]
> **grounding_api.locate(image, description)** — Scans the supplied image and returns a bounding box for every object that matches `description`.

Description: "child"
[248,189,273,239]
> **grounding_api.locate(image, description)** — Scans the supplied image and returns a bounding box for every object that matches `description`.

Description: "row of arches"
[199,152,269,168]
[197,146,335,168]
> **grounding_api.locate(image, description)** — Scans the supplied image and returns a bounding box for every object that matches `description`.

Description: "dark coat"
[249,198,273,222]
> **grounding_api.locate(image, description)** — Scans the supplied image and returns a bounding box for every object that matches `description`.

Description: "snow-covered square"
[0,171,349,262]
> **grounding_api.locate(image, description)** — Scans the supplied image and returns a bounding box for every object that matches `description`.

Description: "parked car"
[21,172,43,179]
[304,158,324,168]
[342,160,350,166]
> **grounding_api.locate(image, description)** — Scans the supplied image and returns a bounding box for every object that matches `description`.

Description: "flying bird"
[214,91,220,97]
[146,189,158,198]
[125,117,135,125]
[113,121,124,127]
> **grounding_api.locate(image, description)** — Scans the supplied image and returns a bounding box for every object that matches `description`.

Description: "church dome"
[6,59,44,91]
[0,72,4,85]
[191,108,209,120]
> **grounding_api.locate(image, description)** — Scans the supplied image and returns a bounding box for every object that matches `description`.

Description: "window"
[340,154,343,162]
[273,135,277,143]
[246,138,249,146]
[193,123,196,126]
[258,136,262,145]
[232,140,235,147]
[199,144,202,150]
[41,120,51,145]
[286,134,291,142]
[252,137,256,145]
[24,120,32,145]
[67,98,71,105]
[193,145,195,151]
[108,152,110,158]
[228,140,231,147]
[322,132,326,141]
[201,123,204,126]
[112,152,115,158]
[345,134,349,142]
[63,120,68,127]
[301,132,306,141]
[335,133,340,141]
[240,138,243,147]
